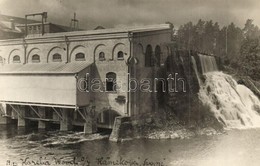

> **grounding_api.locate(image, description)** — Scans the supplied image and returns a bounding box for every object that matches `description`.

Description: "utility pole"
[70,12,79,31]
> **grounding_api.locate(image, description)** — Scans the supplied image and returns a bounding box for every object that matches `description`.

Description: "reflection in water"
[1,124,260,166]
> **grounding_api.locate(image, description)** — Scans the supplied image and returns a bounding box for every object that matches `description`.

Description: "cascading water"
[196,54,260,128]
[191,56,201,86]
[198,54,218,74]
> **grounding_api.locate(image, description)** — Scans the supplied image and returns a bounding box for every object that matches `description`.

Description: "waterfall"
[198,54,218,74]
[194,54,260,128]
[191,56,201,85]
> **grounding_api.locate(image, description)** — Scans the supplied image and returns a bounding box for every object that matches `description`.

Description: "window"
[13,55,21,63]
[145,45,153,67]
[53,53,62,62]
[32,54,40,63]
[155,46,161,67]
[75,52,85,61]
[99,52,105,61]
[117,51,124,60]
[106,72,116,92]
[0,56,3,63]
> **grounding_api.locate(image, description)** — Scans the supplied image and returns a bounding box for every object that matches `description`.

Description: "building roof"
[27,24,171,39]
[0,62,92,74]
[0,14,40,24]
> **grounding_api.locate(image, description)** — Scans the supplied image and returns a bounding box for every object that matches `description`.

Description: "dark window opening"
[13,55,21,63]
[53,53,62,62]
[75,52,85,61]
[117,51,124,60]
[145,45,154,67]
[99,52,105,61]
[106,72,116,92]
[0,56,3,63]
[155,46,161,67]
[32,54,40,63]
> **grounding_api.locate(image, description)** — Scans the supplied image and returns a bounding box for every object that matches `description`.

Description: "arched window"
[117,51,124,60]
[106,72,116,92]
[13,55,21,63]
[75,52,85,61]
[145,45,153,67]
[53,53,62,62]
[155,45,161,67]
[99,52,105,61]
[0,56,3,63]
[32,54,40,63]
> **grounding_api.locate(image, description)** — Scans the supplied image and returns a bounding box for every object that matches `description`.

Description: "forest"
[175,19,260,81]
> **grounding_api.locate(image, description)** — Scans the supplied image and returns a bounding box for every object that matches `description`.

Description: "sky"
[0,0,260,30]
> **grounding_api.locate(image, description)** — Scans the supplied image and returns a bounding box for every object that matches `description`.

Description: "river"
[1,124,260,166]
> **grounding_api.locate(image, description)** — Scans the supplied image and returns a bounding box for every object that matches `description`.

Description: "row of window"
[98,51,124,61]
[2,46,161,64]
[2,50,125,64]
[0,52,86,63]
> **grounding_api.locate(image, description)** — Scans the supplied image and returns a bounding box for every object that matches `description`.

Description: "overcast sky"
[0,0,260,30]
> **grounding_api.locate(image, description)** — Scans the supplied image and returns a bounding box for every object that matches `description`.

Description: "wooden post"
[38,107,46,129]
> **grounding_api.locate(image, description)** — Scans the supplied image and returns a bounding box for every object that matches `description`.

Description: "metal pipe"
[25,16,27,36]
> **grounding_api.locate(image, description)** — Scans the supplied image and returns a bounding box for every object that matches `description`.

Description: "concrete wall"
[93,38,130,116]
[130,30,172,116]
[77,65,91,107]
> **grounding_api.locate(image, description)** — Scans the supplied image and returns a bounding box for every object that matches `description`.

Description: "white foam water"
[194,54,260,129]
[198,71,260,129]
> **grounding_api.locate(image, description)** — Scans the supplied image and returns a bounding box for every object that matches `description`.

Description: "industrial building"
[0,14,173,133]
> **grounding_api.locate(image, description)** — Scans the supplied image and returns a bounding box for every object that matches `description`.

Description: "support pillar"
[60,108,72,131]
[53,110,59,121]
[38,107,46,129]
[83,119,97,134]
[0,103,11,124]
[18,105,26,127]
[83,108,97,134]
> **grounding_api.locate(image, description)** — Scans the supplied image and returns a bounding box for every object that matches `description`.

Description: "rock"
[237,79,245,85]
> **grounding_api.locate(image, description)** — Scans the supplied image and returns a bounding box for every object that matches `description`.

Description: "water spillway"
[195,54,260,129]
[191,56,201,86]
[198,54,218,74]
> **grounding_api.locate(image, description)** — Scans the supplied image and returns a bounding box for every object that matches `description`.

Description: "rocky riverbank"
[223,65,260,99]
[115,106,224,141]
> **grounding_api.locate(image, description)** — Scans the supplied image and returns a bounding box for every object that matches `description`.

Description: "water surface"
[1,124,260,166]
